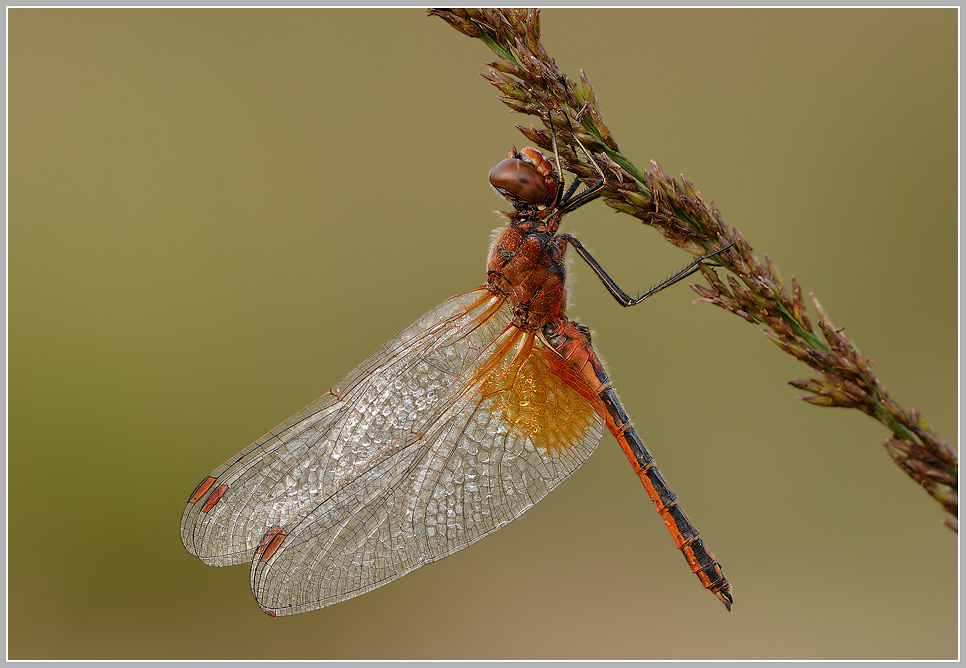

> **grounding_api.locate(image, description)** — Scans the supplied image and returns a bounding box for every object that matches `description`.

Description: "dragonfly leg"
[544,108,606,214]
[561,234,733,308]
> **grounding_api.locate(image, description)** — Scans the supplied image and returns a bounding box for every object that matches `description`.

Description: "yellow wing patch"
[478,328,599,452]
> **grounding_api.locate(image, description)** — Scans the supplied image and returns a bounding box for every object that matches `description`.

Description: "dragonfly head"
[489,147,561,212]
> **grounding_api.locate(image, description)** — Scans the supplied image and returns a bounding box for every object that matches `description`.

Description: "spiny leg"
[562,235,735,308]
[544,108,606,213]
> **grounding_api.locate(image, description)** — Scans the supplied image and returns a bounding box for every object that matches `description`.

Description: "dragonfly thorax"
[486,225,568,331]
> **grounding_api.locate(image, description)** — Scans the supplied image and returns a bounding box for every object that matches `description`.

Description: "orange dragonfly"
[181,127,733,617]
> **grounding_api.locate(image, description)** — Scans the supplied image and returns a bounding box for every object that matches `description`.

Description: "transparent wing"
[181,288,508,565]
[181,287,606,616]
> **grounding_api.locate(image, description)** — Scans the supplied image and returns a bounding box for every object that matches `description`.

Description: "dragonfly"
[181,119,733,617]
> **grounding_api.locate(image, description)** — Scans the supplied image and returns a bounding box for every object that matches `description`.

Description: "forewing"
[249,313,608,616]
[181,288,511,566]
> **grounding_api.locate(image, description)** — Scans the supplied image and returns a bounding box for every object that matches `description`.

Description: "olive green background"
[8,8,957,661]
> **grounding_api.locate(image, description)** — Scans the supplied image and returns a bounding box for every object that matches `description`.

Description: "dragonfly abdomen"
[546,318,734,610]
[608,413,733,610]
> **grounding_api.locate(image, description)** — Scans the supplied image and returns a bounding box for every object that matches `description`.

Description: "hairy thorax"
[486,224,567,331]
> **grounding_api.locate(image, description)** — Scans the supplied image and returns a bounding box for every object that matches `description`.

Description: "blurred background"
[8,8,957,660]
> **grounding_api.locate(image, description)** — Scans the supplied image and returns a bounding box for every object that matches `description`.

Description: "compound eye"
[488,158,547,204]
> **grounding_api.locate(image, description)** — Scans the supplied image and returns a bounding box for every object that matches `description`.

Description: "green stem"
[573,117,651,189]
[776,303,828,352]
[477,32,518,69]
